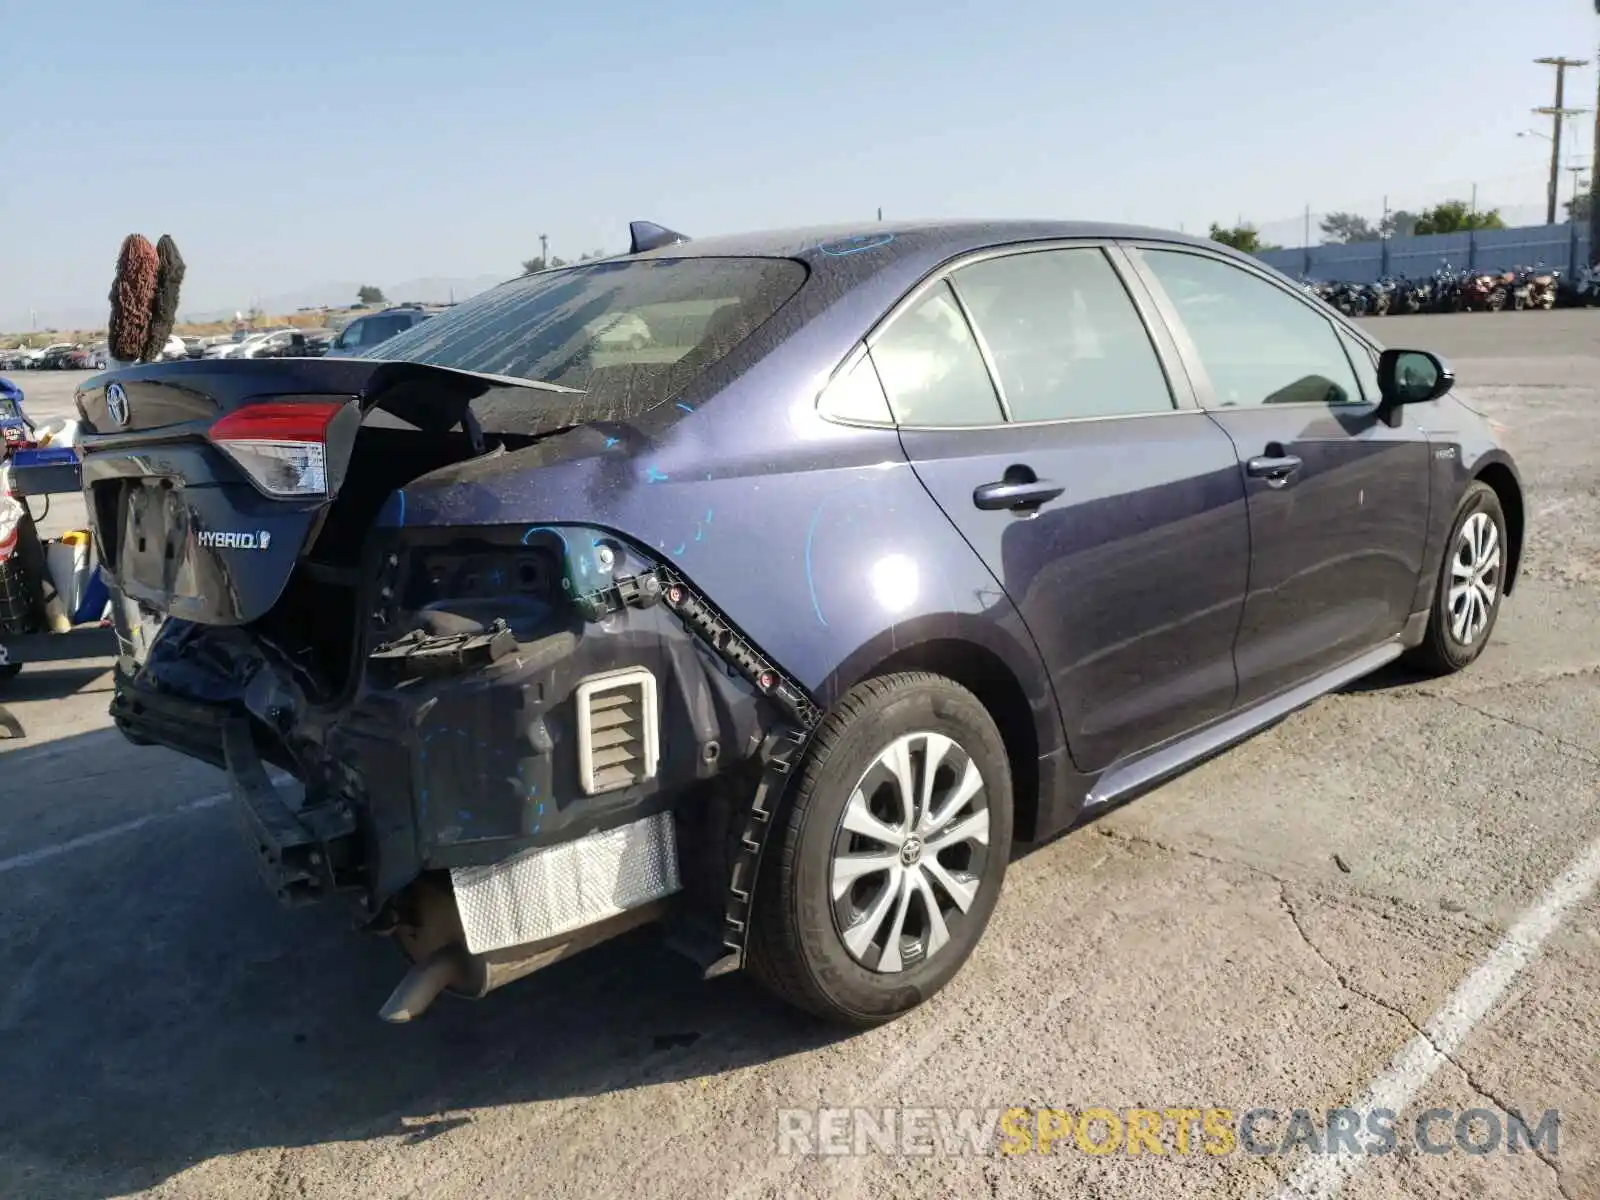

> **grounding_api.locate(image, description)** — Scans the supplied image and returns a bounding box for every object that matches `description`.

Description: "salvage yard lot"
[3,311,1600,1200]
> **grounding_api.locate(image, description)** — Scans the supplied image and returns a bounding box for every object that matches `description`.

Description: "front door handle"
[1246,454,1302,485]
[973,478,1066,511]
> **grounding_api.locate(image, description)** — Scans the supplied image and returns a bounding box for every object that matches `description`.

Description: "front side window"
[951,247,1175,422]
[1337,327,1382,404]
[869,281,1003,426]
[1139,250,1362,409]
[337,320,365,349]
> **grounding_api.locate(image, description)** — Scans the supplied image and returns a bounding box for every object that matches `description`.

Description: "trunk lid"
[75,358,538,626]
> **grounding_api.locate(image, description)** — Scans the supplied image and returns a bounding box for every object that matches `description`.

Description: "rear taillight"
[208,401,345,497]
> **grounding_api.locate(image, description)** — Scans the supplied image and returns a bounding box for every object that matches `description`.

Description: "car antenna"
[629,221,691,254]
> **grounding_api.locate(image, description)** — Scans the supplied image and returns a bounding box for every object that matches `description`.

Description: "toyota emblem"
[105,382,130,428]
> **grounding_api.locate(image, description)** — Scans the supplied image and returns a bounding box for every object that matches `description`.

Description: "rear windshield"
[366,257,808,420]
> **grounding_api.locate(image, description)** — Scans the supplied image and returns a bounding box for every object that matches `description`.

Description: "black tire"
[0,662,20,683]
[747,672,1014,1027]
[1408,482,1508,675]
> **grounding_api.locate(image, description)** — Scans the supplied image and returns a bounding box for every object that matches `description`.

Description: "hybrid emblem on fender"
[105,383,130,428]
[196,530,272,551]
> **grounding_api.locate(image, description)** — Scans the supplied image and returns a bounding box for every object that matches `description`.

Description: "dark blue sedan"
[76,219,1523,1025]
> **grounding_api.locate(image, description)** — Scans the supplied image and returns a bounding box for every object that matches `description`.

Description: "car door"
[873,242,1251,773]
[1125,244,1431,707]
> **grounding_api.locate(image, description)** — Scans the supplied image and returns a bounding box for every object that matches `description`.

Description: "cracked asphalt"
[2,310,1599,1200]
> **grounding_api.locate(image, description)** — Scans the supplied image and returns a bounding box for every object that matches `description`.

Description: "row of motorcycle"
[1302,263,1600,316]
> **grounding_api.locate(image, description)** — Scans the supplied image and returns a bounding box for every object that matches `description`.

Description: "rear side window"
[870,281,1003,426]
[951,248,1174,422]
[372,257,807,422]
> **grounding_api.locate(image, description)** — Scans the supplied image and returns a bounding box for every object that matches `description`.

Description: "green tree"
[1566,192,1591,223]
[356,285,386,305]
[1383,210,1420,239]
[1319,212,1380,244]
[1412,202,1505,236]
[1208,223,1279,253]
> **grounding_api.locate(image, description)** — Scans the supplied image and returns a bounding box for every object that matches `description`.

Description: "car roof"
[623,218,1227,269]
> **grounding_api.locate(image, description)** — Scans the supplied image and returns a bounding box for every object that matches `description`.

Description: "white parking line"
[1277,833,1600,1199]
[0,792,227,875]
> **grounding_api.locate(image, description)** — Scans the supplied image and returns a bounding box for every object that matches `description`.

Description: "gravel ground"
[1,313,1598,1200]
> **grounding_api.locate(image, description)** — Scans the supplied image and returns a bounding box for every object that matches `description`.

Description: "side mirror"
[1377,348,1453,426]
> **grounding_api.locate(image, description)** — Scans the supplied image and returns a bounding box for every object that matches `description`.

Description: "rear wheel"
[747,672,1013,1026]
[1409,482,1507,675]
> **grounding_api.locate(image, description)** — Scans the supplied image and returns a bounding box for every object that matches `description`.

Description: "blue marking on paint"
[818,232,895,257]
[694,525,705,542]
[804,500,829,627]
[395,488,406,528]
[672,542,686,556]
[604,436,619,448]
[537,802,545,815]
[531,824,540,834]
[676,401,694,413]
[523,525,571,554]
[645,466,670,483]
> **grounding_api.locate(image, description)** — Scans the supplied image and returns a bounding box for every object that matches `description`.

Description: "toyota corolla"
[75,219,1524,1027]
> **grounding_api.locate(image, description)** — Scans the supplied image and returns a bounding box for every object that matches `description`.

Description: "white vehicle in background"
[233,329,299,359]
[203,330,288,360]
[24,343,72,368]
[159,335,187,362]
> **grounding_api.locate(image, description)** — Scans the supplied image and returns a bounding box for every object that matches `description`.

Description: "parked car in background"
[182,337,207,359]
[0,349,31,371]
[234,329,303,359]
[24,343,72,368]
[39,344,79,369]
[203,330,290,360]
[323,306,437,357]
[65,345,108,370]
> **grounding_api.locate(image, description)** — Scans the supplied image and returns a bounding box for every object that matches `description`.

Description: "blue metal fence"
[1256,222,1589,282]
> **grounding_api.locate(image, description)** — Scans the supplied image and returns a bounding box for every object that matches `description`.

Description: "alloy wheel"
[829,731,991,974]
[1448,511,1501,646]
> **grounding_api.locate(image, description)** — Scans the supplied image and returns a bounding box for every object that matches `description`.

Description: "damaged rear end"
[77,354,815,1020]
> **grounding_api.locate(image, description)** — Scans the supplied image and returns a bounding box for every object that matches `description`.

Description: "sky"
[6,0,1600,331]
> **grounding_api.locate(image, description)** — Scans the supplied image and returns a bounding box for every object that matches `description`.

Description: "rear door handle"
[1246,454,1302,485]
[973,479,1066,511]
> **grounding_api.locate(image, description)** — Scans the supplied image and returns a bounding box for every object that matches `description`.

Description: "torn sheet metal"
[450,810,681,954]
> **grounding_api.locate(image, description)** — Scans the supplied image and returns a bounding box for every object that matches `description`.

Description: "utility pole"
[539,233,548,266]
[1590,27,1600,263]
[1535,56,1590,224]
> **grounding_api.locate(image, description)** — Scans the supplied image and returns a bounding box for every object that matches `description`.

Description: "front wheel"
[747,672,1014,1026]
[1408,482,1508,675]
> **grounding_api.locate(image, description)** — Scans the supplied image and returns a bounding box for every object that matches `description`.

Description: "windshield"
[368,257,808,422]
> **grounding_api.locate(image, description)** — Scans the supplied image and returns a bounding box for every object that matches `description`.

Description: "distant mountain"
[246,273,508,316]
